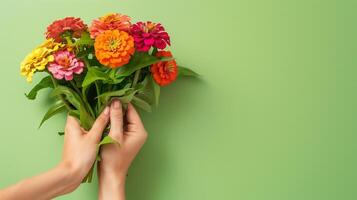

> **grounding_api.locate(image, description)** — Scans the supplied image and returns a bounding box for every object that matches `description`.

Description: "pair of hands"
[60,100,147,198]
[0,100,144,200]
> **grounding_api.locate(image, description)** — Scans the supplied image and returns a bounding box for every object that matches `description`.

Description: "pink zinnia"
[131,21,170,52]
[89,13,131,39]
[46,17,87,42]
[48,50,84,81]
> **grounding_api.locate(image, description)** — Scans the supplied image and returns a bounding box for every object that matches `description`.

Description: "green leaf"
[51,86,94,130]
[82,67,109,88]
[82,67,124,88]
[75,32,94,46]
[108,69,125,84]
[116,52,171,78]
[118,91,137,104]
[178,66,200,77]
[79,107,94,131]
[96,88,136,113]
[25,76,54,100]
[51,86,82,110]
[134,75,160,107]
[68,110,80,118]
[150,76,160,106]
[39,101,67,128]
[58,131,64,136]
[97,88,133,103]
[96,136,120,161]
[132,96,152,112]
[98,135,120,147]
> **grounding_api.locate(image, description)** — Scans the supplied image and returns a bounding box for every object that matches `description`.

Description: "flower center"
[144,22,156,33]
[58,56,71,68]
[165,62,175,72]
[101,14,120,24]
[109,38,121,51]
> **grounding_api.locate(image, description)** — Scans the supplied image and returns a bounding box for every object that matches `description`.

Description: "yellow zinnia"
[20,39,64,82]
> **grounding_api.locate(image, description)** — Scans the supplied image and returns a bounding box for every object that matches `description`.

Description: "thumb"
[89,106,110,143]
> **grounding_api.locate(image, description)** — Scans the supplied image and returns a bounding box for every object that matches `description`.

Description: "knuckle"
[88,131,99,141]
[109,130,122,140]
[112,109,122,117]
[99,113,106,120]
[98,114,107,123]
[142,130,148,140]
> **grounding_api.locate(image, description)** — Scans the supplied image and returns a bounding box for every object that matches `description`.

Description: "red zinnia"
[131,22,170,52]
[46,17,87,42]
[151,51,178,86]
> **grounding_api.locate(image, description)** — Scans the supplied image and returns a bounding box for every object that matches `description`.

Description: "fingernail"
[103,106,110,115]
[112,99,120,109]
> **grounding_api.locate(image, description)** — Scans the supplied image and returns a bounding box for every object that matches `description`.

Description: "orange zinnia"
[94,30,135,68]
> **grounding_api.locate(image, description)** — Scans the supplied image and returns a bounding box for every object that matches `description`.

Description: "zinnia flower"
[131,21,170,52]
[20,39,64,82]
[89,13,131,39]
[47,50,84,81]
[46,17,87,42]
[151,51,177,86]
[94,30,135,68]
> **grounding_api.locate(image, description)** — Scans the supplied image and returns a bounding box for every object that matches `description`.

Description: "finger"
[89,106,110,142]
[109,99,123,141]
[126,103,144,130]
[65,115,81,135]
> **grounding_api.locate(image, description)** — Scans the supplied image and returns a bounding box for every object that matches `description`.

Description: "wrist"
[99,167,127,184]
[98,162,128,181]
[55,162,82,193]
[98,167,127,200]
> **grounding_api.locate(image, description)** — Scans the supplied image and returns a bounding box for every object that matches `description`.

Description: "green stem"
[69,80,81,96]
[82,57,101,116]
[65,36,74,46]
[132,69,141,88]
[50,75,72,111]
[83,59,89,66]
[79,81,93,118]
[82,164,95,183]
[70,80,95,118]
[152,47,158,56]
[95,81,101,114]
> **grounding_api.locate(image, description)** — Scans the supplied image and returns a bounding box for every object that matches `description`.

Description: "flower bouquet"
[20,13,198,182]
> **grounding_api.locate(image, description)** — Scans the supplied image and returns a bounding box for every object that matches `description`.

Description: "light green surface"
[0,0,355,199]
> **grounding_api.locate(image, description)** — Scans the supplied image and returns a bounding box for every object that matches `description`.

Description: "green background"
[0,0,355,199]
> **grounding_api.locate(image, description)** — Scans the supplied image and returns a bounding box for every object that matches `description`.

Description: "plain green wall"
[0,0,355,199]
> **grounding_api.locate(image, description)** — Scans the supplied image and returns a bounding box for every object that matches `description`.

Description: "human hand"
[0,107,111,200]
[98,100,148,200]
[59,107,110,193]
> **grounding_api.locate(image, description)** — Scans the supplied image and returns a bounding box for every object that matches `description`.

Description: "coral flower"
[47,50,84,81]
[151,51,177,86]
[20,39,64,82]
[46,17,87,42]
[94,30,135,68]
[131,21,170,52]
[89,13,131,39]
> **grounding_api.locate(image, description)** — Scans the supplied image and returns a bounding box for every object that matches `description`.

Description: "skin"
[98,100,148,200]
[0,107,110,200]
[0,101,147,200]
